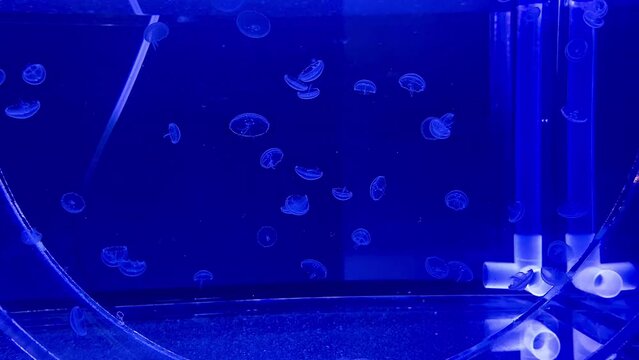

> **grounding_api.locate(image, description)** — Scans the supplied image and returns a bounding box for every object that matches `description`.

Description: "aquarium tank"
[1,0,639,359]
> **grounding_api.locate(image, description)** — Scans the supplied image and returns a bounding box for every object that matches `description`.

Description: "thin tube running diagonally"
[128,0,145,15]
[84,15,159,187]
[0,169,187,359]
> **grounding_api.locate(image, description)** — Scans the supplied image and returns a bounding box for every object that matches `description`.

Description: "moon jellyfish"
[229,112,270,137]
[547,240,574,264]
[300,259,327,280]
[421,115,452,140]
[509,269,535,291]
[257,225,277,248]
[429,118,451,139]
[298,59,325,83]
[143,22,169,49]
[21,228,42,245]
[212,0,244,12]
[447,261,474,282]
[444,190,468,211]
[284,74,310,92]
[193,270,214,288]
[425,256,449,279]
[557,202,588,219]
[522,6,541,22]
[439,112,455,128]
[560,105,588,123]
[351,228,371,248]
[297,88,320,100]
[118,259,147,277]
[22,64,46,85]
[294,166,323,180]
[369,176,387,201]
[0,69,5,86]
[331,187,353,201]
[101,246,129,268]
[508,201,525,223]
[236,10,271,39]
[353,79,376,95]
[69,306,88,336]
[540,266,567,286]
[398,73,425,96]
[280,194,310,216]
[260,148,284,169]
[5,100,41,119]
[565,39,589,62]
[163,122,181,144]
[61,192,86,214]
[583,10,605,29]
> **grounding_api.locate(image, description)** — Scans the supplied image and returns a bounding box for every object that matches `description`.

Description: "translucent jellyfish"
[283,74,310,92]
[351,228,371,248]
[212,0,244,12]
[331,187,353,201]
[547,240,574,264]
[300,259,327,280]
[118,259,147,277]
[143,22,169,49]
[439,113,455,128]
[294,166,323,181]
[69,306,88,336]
[369,176,387,201]
[420,117,440,140]
[508,201,525,223]
[0,69,5,86]
[398,73,425,96]
[447,261,474,282]
[557,202,588,219]
[229,112,270,137]
[21,228,42,245]
[5,100,41,119]
[353,79,376,95]
[61,192,86,214]
[298,59,325,83]
[583,10,605,29]
[22,64,46,85]
[280,194,310,216]
[163,122,181,144]
[425,256,449,279]
[429,118,451,139]
[297,88,320,100]
[445,190,469,211]
[236,10,271,39]
[522,6,541,22]
[560,105,588,123]
[260,148,284,169]
[540,266,567,286]
[257,225,277,248]
[565,39,589,62]
[193,270,214,288]
[509,269,535,290]
[101,246,129,268]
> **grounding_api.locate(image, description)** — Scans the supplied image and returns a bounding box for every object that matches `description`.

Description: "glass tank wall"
[0,0,638,359]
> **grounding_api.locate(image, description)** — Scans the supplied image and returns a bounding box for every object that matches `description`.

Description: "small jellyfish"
[447,261,474,282]
[143,22,170,49]
[439,113,455,128]
[369,176,387,201]
[118,259,147,277]
[280,194,310,216]
[0,69,5,86]
[509,269,535,291]
[560,105,588,123]
[353,79,376,95]
[297,88,320,100]
[69,306,88,336]
[257,225,277,248]
[522,6,541,22]
[425,256,449,279]
[547,240,574,264]
[21,228,42,245]
[300,259,327,280]
[5,100,41,120]
[284,74,310,92]
[22,64,46,85]
[557,202,588,219]
[61,192,86,214]
[236,10,271,39]
[163,123,181,144]
[540,266,567,286]
[398,73,425,96]
[212,0,245,12]
[101,246,129,268]
[508,201,525,223]
[260,148,284,169]
[229,112,270,137]
[294,166,323,180]
[445,190,469,211]
[583,10,605,29]
[115,311,125,324]
[351,228,371,248]
[331,187,353,201]
[193,270,214,288]
[565,39,589,62]
[420,117,440,140]
[298,59,325,83]
[429,118,451,139]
